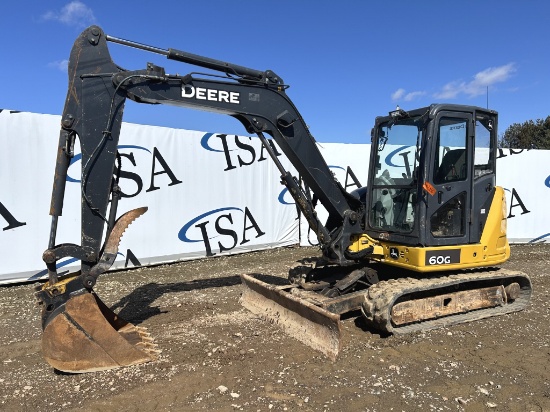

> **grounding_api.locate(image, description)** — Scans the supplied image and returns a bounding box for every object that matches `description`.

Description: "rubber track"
[360,268,532,334]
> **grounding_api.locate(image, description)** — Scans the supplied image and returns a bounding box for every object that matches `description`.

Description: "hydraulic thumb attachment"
[36,208,159,373]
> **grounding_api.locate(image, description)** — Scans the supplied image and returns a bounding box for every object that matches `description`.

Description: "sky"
[1,1,549,143]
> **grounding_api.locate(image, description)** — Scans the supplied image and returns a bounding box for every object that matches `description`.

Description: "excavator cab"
[366,105,507,267]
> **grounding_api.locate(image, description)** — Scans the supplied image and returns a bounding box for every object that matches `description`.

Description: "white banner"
[0,111,298,284]
[1,111,549,284]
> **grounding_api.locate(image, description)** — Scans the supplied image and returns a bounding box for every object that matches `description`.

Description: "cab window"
[434,118,468,184]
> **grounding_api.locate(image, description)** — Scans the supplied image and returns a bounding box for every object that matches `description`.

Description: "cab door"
[424,112,473,247]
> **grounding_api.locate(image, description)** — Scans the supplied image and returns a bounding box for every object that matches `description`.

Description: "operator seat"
[435,149,466,183]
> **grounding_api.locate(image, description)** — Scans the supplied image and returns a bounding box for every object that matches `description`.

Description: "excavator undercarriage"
[36,25,532,373]
[241,263,531,359]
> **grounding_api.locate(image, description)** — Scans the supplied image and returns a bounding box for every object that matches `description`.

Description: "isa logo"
[278,165,362,205]
[200,133,281,171]
[384,145,415,178]
[66,144,182,197]
[178,206,265,256]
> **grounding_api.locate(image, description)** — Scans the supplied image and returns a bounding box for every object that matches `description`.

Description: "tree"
[498,116,550,149]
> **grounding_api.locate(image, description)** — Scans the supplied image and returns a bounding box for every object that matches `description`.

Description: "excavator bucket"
[37,207,158,373]
[240,274,342,360]
[39,277,158,373]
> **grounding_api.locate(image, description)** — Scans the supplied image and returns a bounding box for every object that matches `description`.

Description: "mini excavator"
[36,26,532,372]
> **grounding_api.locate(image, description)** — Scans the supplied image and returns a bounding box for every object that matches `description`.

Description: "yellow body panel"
[348,187,509,272]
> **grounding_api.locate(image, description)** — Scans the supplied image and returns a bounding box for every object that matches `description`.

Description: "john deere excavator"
[35,26,532,373]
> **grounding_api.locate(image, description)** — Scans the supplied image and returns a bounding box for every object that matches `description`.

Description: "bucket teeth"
[138,342,159,350]
[144,347,162,357]
[136,341,160,353]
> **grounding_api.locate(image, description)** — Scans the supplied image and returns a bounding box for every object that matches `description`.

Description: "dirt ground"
[0,244,549,412]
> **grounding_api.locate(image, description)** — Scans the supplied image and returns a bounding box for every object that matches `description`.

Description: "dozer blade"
[240,274,342,360]
[40,281,158,373]
[37,207,158,373]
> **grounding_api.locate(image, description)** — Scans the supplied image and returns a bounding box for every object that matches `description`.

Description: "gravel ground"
[0,244,549,412]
